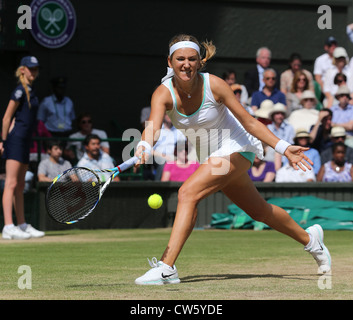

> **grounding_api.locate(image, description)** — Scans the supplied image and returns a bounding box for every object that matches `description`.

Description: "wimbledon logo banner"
[30,0,76,49]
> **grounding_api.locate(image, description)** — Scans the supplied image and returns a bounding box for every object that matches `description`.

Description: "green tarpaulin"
[210,196,353,230]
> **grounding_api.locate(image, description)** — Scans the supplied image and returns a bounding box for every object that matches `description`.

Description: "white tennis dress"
[162,73,264,163]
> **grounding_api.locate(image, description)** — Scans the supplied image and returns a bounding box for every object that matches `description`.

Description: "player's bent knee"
[178,184,201,205]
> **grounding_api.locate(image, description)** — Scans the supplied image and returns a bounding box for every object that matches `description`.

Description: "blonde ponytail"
[200,40,216,69]
[15,67,31,108]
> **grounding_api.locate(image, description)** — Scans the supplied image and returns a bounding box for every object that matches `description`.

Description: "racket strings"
[46,168,101,224]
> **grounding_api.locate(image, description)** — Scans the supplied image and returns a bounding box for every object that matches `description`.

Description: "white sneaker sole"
[135,278,181,286]
[2,234,31,240]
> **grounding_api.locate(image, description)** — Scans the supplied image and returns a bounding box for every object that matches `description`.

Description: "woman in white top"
[323,47,351,108]
[134,34,331,285]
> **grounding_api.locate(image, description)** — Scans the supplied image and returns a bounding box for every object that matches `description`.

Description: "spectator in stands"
[281,129,321,175]
[317,142,353,182]
[251,68,286,113]
[280,53,314,95]
[244,47,279,97]
[65,112,110,163]
[37,76,76,138]
[29,120,52,162]
[223,70,249,107]
[37,140,72,182]
[254,99,274,125]
[77,134,119,181]
[329,73,353,107]
[248,152,275,182]
[265,103,295,163]
[286,70,311,114]
[323,47,351,108]
[267,103,295,143]
[275,161,316,182]
[309,108,333,153]
[313,36,337,92]
[153,114,186,180]
[288,90,319,132]
[161,142,199,182]
[320,126,353,164]
[331,85,353,145]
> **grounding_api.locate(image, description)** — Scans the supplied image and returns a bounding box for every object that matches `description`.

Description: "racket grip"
[117,156,139,173]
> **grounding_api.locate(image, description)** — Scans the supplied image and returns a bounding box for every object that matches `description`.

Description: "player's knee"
[178,184,201,205]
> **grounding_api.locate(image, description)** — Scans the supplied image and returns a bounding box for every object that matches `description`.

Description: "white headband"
[169,41,200,56]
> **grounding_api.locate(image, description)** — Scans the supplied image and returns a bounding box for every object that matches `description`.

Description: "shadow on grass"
[65,273,315,288]
[181,273,314,283]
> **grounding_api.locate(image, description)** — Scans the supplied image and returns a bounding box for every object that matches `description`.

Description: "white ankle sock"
[18,223,28,231]
[4,224,15,230]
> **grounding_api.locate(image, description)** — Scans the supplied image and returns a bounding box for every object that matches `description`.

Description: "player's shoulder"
[207,73,227,86]
[208,73,231,94]
[152,83,174,109]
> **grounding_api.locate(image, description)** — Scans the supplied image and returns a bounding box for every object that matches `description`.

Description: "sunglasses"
[265,77,276,80]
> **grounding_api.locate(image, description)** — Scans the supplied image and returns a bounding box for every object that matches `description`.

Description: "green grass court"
[0,228,352,300]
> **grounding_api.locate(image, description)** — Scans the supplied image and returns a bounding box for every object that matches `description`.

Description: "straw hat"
[331,126,346,138]
[294,128,310,139]
[254,99,274,119]
[333,47,349,63]
[335,85,351,98]
[300,90,317,104]
[268,103,287,118]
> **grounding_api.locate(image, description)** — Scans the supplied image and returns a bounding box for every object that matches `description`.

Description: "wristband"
[136,140,152,154]
[275,139,291,155]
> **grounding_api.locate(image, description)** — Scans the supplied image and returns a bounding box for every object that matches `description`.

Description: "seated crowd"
[231,34,353,183]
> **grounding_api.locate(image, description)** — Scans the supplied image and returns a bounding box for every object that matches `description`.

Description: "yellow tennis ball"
[92,181,96,187]
[148,194,163,209]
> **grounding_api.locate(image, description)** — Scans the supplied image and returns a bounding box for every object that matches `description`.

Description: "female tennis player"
[1,56,45,240]
[134,35,331,285]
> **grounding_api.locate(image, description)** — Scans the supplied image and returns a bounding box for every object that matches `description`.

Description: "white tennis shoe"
[304,224,331,274]
[2,225,31,240]
[135,257,181,285]
[21,224,45,238]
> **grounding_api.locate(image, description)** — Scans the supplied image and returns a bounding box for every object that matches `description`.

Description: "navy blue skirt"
[3,135,31,164]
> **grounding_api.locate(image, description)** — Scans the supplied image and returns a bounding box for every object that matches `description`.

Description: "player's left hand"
[284,145,313,171]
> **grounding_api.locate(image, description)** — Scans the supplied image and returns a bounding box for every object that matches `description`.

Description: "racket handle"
[117,156,139,173]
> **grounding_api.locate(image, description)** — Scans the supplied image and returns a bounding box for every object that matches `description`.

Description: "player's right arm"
[136,85,172,164]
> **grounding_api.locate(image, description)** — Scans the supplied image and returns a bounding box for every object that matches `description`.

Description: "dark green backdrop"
[1,0,353,137]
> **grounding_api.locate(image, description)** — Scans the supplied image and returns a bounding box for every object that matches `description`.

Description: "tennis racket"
[45,156,138,224]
